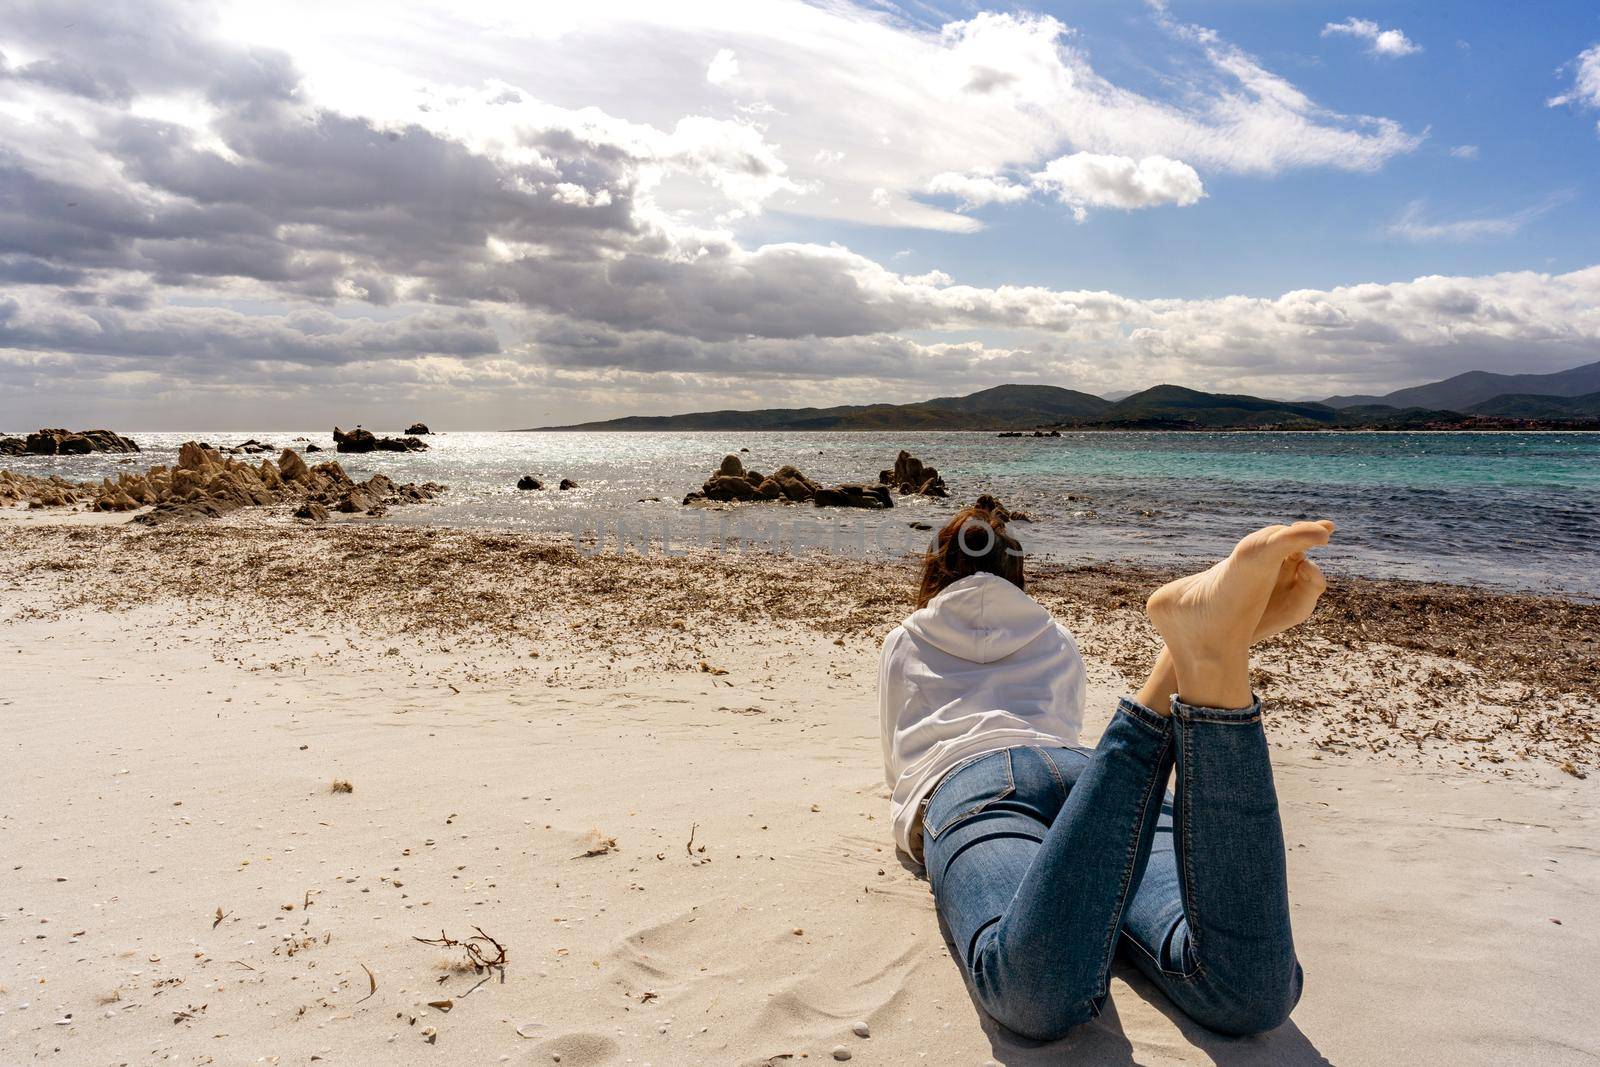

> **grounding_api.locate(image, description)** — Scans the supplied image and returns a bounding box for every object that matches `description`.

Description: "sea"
[11,430,1598,599]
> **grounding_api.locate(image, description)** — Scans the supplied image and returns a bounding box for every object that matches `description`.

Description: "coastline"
[3,515,1597,1064]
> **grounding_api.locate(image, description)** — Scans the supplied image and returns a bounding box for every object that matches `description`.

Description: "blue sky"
[751,0,1600,301]
[2,0,1599,427]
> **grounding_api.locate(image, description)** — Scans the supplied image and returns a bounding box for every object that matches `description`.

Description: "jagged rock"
[278,449,310,484]
[0,437,25,455]
[20,428,140,455]
[406,423,431,435]
[296,501,329,522]
[335,488,377,514]
[559,478,578,490]
[222,438,275,455]
[333,426,429,454]
[878,450,948,497]
[517,475,543,490]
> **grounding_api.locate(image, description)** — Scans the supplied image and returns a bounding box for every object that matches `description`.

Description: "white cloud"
[1322,18,1421,58]
[706,48,739,86]
[1031,153,1204,221]
[1548,43,1600,135]
[1449,144,1479,159]
[1386,196,1566,242]
[924,171,1031,209]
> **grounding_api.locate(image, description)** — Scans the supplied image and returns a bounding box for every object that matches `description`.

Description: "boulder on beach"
[295,500,330,522]
[517,475,543,490]
[406,423,431,435]
[333,426,429,454]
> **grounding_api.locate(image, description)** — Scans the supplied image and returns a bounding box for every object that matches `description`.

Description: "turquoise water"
[8,430,1597,597]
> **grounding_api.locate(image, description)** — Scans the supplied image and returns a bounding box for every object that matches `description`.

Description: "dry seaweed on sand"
[413,927,508,972]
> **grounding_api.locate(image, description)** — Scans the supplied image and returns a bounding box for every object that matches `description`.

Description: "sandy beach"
[2,513,1597,1066]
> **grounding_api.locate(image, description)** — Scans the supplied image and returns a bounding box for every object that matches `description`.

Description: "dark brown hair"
[915,495,1025,609]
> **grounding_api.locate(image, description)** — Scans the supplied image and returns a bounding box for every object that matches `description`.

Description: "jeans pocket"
[922,749,1016,841]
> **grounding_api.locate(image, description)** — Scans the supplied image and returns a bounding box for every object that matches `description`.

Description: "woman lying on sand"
[880,500,1335,1041]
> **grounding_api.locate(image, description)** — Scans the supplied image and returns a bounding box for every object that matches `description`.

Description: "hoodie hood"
[901,572,1055,664]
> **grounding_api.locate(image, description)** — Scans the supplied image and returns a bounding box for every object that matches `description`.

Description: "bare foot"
[1253,553,1328,643]
[1148,521,1335,708]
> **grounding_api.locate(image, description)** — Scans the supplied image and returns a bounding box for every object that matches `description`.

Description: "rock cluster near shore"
[682,450,947,509]
[332,426,429,453]
[0,428,141,455]
[1,442,444,522]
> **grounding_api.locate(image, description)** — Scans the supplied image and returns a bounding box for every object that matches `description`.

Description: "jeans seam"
[1095,729,1172,995]
[1032,746,1068,801]
[923,750,1016,841]
[1177,719,1205,974]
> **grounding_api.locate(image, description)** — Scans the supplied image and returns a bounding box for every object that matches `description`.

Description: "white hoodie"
[879,572,1086,861]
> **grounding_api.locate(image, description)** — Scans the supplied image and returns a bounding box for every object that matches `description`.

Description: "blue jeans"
[921,696,1303,1041]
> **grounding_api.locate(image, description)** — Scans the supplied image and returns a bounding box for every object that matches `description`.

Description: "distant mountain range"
[1321,360,1600,411]
[526,360,1600,432]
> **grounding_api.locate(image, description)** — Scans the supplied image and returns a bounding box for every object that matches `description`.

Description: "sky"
[1,0,1598,429]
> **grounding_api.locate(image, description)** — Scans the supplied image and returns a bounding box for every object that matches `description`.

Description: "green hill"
[524,384,1109,431]
[1468,390,1600,418]
[1092,385,1338,428]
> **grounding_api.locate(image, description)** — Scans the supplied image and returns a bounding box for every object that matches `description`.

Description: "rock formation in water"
[878,450,948,497]
[0,428,141,455]
[517,475,543,490]
[406,423,431,435]
[559,478,578,490]
[681,454,894,509]
[1,442,444,522]
[332,426,429,453]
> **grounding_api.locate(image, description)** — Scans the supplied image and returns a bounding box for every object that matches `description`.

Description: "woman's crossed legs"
[921,520,1333,1041]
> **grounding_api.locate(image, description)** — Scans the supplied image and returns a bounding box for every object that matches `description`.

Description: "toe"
[1274,520,1334,553]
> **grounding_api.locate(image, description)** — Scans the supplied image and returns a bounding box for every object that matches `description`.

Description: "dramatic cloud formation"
[0,0,1589,428]
[1322,18,1422,59]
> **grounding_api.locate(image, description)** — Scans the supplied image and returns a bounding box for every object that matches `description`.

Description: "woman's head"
[916,495,1025,608]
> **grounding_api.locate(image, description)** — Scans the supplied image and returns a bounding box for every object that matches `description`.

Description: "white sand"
[2,534,1597,1065]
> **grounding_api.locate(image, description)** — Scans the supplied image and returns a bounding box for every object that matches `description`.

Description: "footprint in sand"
[533,1031,620,1065]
